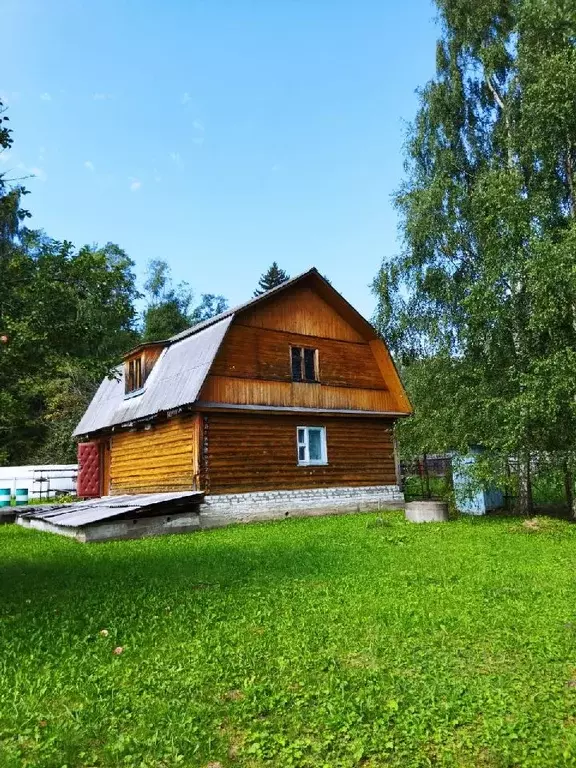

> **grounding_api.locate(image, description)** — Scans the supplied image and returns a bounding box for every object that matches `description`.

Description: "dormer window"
[125,356,143,396]
[122,342,165,399]
[291,346,319,382]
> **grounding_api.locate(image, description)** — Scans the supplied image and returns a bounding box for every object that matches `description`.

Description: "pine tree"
[254,262,290,296]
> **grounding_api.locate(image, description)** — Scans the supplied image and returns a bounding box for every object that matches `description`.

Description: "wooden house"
[67,268,411,535]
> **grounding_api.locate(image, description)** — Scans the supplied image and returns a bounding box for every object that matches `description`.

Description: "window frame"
[290,346,319,383]
[125,355,144,398]
[296,426,328,466]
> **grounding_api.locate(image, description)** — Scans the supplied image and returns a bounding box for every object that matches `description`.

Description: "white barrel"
[15,488,29,506]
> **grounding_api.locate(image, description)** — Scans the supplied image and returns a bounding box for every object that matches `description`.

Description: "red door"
[77,441,101,497]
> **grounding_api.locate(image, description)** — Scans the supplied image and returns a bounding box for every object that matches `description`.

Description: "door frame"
[100,438,111,496]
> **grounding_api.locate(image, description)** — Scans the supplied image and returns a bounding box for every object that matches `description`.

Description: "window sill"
[292,379,320,384]
[124,388,145,400]
[298,462,328,467]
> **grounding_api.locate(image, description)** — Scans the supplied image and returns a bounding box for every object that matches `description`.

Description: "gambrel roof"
[74,268,410,438]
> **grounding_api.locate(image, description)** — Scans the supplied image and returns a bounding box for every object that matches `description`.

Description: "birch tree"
[374,0,576,513]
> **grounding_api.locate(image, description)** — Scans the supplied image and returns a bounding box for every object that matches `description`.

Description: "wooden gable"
[199,277,411,415]
[239,283,366,342]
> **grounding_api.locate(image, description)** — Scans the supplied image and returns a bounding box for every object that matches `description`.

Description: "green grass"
[2,513,576,768]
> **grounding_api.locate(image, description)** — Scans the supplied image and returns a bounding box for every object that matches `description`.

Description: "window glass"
[303,348,316,381]
[308,429,322,461]
[126,356,143,395]
[297,426,327,465]
[291,347,303,381]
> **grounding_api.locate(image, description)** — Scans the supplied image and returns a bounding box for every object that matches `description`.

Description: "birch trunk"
[517,453,533,516]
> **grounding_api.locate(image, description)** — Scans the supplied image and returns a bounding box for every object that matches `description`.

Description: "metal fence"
[400,455,453,501]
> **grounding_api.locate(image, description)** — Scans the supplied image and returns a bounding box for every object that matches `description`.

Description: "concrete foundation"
[17,508,203,543]
[16,485,404,542]
[405,500,449,523]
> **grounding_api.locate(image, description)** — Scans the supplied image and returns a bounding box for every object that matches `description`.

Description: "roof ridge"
[167,266,320,344]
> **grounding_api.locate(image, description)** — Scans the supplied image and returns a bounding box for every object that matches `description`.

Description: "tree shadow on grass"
[0,519,369,615]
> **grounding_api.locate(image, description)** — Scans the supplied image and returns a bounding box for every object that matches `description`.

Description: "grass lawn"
[2,513,576,768]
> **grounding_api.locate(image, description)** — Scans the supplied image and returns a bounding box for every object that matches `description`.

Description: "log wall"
[203,412,397,494]
[110,415,199,494]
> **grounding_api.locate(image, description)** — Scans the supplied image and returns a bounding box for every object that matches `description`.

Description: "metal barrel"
[0,489,11,508]
[15,488,29,506]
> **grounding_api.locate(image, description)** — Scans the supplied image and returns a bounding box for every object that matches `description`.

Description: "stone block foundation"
[199,485,404,529]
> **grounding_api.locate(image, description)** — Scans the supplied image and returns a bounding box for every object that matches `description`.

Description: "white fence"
[0,465,77,500]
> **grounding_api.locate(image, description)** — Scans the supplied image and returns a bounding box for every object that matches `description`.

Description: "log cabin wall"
[109,414,199,494]
[203,413,396,494]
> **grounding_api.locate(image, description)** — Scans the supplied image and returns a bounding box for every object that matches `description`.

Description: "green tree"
[1,233,140,463]
[253,262,290,296]
[373,0,576,514]
[190,293,228,325]
[142,259,228,341]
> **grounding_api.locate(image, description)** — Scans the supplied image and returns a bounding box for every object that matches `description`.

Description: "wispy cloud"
[271,164,281,172]
[84,160,95,172]
[93,92,113,101]
[169,151,182,164]
[0,91,20,105]
[192,136,204,146]
[129,178,142,192]
[192,119,204,132]
[40,92,52,102]
[17,163,47,182]
[0,151,11,165]
[181,92,192,105]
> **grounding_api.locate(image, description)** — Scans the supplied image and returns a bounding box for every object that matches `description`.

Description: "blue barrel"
[0,489,10,508]
[15,488,28,506]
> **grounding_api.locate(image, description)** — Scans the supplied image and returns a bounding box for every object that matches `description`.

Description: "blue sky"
[3,0,438,320]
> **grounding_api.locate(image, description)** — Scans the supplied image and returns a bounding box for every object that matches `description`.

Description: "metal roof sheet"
[20,491,204,527]
[74,316,233,436]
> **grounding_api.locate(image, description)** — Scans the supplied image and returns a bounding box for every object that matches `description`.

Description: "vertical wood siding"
[238,284,366,342]
[110,416,199,494]
[204,412,397,494]
[200,376,399,412]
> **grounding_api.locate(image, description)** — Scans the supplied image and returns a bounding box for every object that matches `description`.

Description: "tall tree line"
[373,0,576,512]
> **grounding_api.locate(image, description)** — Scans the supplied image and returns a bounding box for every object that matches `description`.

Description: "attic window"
[291,347,318,382]
[125,356,143,396]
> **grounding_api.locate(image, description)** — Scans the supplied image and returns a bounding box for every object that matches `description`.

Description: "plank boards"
[209,324,388,390]
[238,284,365,342]
[204,412,396,494]
[200,376,399,412]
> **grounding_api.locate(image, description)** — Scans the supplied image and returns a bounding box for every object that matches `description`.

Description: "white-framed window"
[297,426,328,466]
